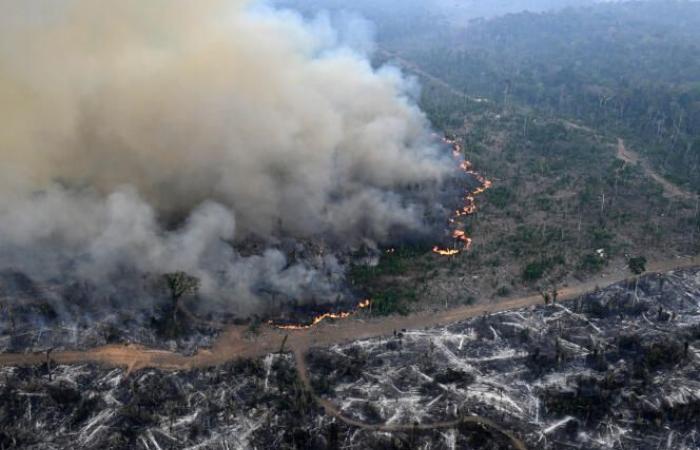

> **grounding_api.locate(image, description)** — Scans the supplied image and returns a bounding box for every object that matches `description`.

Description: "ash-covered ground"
[307,268,700,449]
[0,239,376,354]
[2,268,700,450]
[0,270,220,355]
[0,356,516,450]
[0,355,320,449]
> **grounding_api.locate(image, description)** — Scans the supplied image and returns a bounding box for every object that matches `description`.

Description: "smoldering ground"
[0,0,456,318]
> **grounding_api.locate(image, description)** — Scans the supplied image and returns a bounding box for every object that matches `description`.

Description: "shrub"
[522,255,565,282]
[371,292,407,316]
[579,252,606,273]
[486,186,514,209]
[496,286,511,297]
[523,261,548,281]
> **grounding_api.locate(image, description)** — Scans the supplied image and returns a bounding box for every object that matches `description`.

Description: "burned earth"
[0,355,323,449]
[1,267,699,449]
[0,270,220,355]
[0,356,519,450]
[306,267,700,449]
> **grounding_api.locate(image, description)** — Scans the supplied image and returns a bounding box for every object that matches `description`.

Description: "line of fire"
[432,136,492,257]
[269,137,491,329]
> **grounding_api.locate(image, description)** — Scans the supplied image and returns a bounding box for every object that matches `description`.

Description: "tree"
[163,271,200,331]
[164,271,201,302]
[628,256,647,275]
[628,256,647,300]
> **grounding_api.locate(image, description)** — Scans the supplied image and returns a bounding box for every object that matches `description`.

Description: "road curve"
[617,138,695,199]
[1,255,699,371]
[2,255,698,449]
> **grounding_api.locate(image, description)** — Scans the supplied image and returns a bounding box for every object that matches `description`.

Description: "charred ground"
[307,267,700,449]
[2,267,700,449]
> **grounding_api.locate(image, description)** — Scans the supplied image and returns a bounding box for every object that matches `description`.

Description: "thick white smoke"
[0,0,452,314]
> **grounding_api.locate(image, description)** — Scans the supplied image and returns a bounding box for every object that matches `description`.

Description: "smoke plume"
[0,0,452,315]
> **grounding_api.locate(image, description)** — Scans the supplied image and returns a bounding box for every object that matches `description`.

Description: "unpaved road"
[2,255,698,449]
[617,138,694,199]
[2,255,698,371]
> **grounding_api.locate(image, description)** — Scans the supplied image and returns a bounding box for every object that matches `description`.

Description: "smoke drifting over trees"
[0,0,452,314]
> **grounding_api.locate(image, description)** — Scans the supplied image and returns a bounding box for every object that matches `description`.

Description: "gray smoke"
[0,0,452,315]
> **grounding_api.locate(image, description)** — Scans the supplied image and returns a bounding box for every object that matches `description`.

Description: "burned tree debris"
[305,268,700,449]
[1,268,700,449]
[1,358,520,450]
[0,271,219,355]
[0,356,331,450]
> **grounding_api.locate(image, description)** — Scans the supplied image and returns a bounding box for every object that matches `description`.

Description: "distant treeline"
[395,2,700,192]
[275,1,700,193]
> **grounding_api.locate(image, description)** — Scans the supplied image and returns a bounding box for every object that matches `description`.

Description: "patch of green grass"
[348,245,431,315]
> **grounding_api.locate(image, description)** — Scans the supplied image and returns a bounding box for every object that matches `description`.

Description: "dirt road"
[617,138,694,199]
[2,254,698,371]
[2,255,698,449]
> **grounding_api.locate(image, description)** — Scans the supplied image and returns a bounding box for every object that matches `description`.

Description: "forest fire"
[269,299,372,330]
[267,135,489,330]
[432,247,461,256]
[432,137,491,256]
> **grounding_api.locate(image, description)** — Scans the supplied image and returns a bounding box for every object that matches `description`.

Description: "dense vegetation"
[278,1,700,313]
[394,3,700,193]
[385,2,700,307]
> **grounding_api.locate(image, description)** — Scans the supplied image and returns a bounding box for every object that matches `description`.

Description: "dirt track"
[2,255,698,371]
[2,256,698,449]
[617,138,694,199]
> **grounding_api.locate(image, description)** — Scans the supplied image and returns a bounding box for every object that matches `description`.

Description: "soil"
[2,255,698,373]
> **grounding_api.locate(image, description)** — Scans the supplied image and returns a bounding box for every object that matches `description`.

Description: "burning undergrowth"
[0,269,219,354]
[0,0,480,341]
[4,269,699,449]
[432,136,492,256]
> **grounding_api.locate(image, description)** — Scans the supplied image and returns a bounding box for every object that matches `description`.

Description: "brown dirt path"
[2,255,698,371]
[2,256,697,449]
[617,138,694,199]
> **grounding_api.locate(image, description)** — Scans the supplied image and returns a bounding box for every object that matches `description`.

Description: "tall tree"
[628,256,647,300]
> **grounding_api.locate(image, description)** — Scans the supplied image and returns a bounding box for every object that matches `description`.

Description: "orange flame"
[432,246,460,256]
[432,135,491,257]
[269,299,372,330]
[358,299,371,308]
